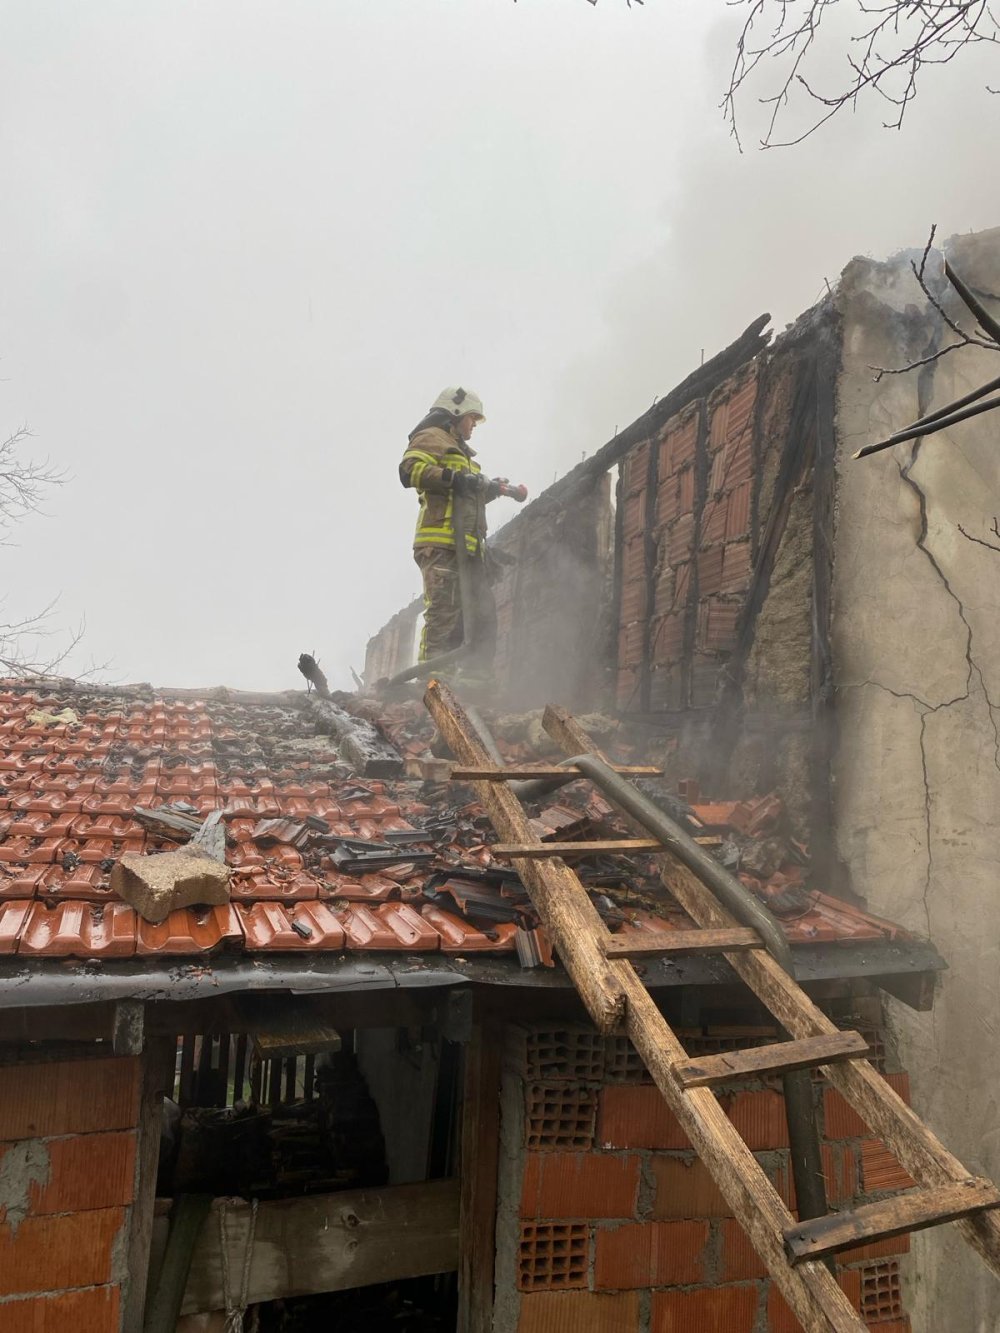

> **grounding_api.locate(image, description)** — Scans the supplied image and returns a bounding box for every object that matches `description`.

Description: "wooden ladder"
[426,680,1000,1333]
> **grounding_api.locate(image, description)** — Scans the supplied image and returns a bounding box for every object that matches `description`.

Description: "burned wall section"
[364,600,421,685]
[613,309,841,847]
[832,226,1000,1333]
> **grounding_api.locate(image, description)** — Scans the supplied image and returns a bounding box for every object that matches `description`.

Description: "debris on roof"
[0,682,911,966]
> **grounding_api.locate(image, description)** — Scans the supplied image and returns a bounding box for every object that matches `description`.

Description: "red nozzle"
[501,482,529,503]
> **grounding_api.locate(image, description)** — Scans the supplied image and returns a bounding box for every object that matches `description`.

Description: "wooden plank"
[180,1179,459,1314]
[785,1178,1000,1265]
[541,699,1000,1286]
[618,965,863,1329]
[532,706,873,1330]
[450,764,662,781]
[492,839,666,858]
[489,836,724,856]
[659,855,1000,1279]
[425,681,627,1034]
[252,1022,341,1062]
[232,1034,248,1104]
[674,1031,870,1088]
[123,1038,174,1332]
[603,928,764,958]
[191,810,226,863]
[431,690,863,1331]
[147,1194,215,1333]
[179,1032,196,1105]
[458,1019,502,1333]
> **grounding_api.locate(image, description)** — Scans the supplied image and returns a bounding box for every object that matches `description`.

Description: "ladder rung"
[492,839,666,858]
[449,764,662,781]
[784,1177,1000,1264]
[602,928,764,958]
[673,1031,870,1088]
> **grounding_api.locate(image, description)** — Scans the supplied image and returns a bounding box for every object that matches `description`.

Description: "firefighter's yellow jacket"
[399,425,488,554]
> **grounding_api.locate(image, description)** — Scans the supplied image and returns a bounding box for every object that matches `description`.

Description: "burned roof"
[0,680,942,1004]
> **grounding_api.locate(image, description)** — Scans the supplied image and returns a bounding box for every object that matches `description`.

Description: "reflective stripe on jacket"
[399,425,487,554]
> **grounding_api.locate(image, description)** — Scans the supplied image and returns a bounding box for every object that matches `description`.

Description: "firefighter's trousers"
[414,545,497,671]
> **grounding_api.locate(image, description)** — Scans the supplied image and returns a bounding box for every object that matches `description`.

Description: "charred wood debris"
[126,694,822,960]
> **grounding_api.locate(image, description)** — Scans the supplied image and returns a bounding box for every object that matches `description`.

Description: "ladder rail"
[539,701,1000,1283]
[541,714,829,1229]
[424,679,864,1333]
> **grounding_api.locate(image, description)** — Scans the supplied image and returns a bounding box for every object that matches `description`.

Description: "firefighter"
[399,386,507,673]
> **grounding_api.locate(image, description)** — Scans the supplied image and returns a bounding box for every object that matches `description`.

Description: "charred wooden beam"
[297,652,331,699]
[305,696,403,778]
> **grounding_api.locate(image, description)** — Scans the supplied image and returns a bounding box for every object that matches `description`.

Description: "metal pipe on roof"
[566,751,829,1228]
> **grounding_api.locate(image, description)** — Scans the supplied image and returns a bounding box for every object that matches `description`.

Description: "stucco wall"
[833,227,1000,1332]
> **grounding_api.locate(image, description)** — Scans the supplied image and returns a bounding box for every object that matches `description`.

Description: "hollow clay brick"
[598,1086,690,1151]
[517,1290,640,1333]
[0,1284,120,1333]
[651,1284,758,1333]
[594,1220,708,1289]
[0,1057,140,1139]
[520,1152,640,1220]
[0,1207,125,1295]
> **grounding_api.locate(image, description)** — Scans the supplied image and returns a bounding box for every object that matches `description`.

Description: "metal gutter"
[0,937,944,1008]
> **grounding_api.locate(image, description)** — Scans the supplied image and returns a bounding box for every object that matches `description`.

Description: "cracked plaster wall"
[833,227,1000,1333]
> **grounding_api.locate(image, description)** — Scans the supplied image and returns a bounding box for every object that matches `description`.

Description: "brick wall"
[618,364,759,715]
[0,1053,143,1332]
[496,1023,911,1333]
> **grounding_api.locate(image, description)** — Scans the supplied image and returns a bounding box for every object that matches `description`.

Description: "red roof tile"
[0,683,913,968]
[19,901,137,958]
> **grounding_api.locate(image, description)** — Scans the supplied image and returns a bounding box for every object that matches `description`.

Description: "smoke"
[0,1,996,691]
[549,11,1000,465]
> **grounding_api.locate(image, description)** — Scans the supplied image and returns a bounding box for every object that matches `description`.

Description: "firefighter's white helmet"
[430,387,485,421]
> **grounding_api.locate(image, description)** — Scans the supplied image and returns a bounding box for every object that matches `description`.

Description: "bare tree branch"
[0,422,100,680]
[958,517,1000,552]
[725,2,1000,149]
[0,426,66,537]
[869,226,1000,382]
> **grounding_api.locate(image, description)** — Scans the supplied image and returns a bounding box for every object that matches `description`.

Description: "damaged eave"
[0,935,945,1010]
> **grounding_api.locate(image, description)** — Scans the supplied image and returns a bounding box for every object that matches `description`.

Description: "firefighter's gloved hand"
[452,471,490,497]
[483,478,507,501]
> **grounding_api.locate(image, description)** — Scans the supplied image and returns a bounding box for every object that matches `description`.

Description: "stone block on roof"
[110,848,231,924]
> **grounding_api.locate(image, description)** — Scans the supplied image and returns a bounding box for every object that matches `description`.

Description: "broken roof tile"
[320,873,400,903]
[420,904,518,954]
[229,870,320,902]
[339,902,440,951]
[237,901,346,950]
[0,684,915,968]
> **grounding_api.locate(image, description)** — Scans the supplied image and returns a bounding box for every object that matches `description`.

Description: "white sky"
[1,1,998,690]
